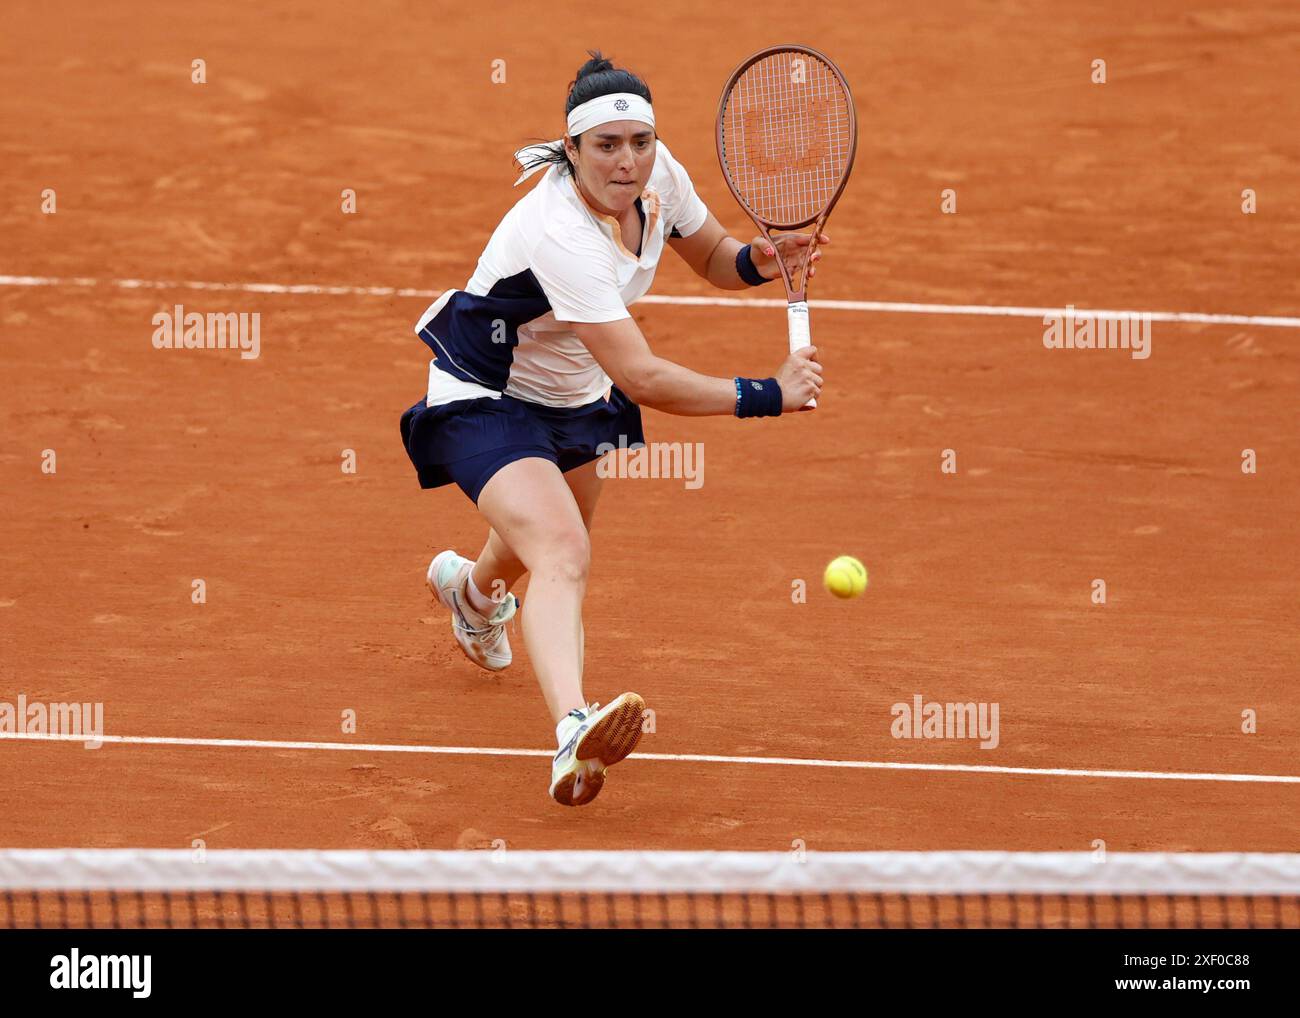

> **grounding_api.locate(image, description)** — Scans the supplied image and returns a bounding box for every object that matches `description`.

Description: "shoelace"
[453,594,518,647]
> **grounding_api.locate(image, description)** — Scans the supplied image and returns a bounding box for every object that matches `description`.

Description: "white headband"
[567,92,655,136]
[513,92,655,186]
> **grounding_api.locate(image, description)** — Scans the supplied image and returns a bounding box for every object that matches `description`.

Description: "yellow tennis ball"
[823,556,868,599]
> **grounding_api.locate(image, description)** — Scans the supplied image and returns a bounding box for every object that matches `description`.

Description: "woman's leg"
[561,460,604,680]
[469,458,606,674]
[468,528,526,604]
[471,458,604,595]
[474,457,592,723]
[562,458,605,530]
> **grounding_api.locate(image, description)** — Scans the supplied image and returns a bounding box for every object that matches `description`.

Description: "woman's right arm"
[572,317,823,417]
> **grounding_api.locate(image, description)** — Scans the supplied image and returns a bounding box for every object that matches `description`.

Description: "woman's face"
[566,120,657,216]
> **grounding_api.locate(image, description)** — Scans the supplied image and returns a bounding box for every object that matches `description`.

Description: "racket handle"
[786,300,816,409]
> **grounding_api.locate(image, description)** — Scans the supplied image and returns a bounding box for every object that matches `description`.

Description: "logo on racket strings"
[739,100,834,175]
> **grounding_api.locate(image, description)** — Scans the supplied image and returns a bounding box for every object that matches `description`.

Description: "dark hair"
[515,50,654,180]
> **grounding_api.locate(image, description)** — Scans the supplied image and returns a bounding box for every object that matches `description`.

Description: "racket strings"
[720,51,853,228]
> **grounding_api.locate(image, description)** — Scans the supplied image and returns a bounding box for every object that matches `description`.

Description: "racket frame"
[715,44,858,407]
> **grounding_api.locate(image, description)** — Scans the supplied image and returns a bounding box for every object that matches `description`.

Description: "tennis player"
[400,51,827,806]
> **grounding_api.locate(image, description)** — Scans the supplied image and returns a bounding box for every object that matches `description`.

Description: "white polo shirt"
[414,140,710,408]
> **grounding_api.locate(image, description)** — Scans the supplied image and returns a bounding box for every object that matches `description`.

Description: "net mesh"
[3,850,1298,929]
[7,890,1300,930]
[719,49,855,228]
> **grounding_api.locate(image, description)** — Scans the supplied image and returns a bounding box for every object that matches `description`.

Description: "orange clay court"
[1,1,1297,861]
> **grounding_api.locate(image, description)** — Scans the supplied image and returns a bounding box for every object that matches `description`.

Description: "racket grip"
[786,300,816,409]
[787,300,811,351]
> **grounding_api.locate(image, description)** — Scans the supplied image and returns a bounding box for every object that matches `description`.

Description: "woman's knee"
[534,526,591,585]
[476,458,592,583]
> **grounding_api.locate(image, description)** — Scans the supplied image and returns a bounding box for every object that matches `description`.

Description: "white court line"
[2,731,1298,784]
[2,273,1298,328]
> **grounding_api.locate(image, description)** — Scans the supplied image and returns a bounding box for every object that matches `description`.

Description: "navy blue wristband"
[734,377,783,418]
[735,244,774,286]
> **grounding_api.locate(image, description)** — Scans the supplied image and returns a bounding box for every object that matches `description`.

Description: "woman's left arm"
[667,211,828,291]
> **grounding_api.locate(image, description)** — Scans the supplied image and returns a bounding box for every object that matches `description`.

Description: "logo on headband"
[614,98,629,111]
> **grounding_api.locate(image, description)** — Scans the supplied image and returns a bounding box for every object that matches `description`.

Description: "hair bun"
[575,49,614,80]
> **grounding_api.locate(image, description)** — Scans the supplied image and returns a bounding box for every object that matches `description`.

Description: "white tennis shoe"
[426,550,518,672]
[549,693,646,807]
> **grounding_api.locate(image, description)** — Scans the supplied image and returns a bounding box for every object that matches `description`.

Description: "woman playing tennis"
[400,51,828,806]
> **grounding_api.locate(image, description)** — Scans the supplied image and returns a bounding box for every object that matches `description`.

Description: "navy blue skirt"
[399,386,646,503]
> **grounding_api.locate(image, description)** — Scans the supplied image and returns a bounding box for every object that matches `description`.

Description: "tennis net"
[2,850,1298,929]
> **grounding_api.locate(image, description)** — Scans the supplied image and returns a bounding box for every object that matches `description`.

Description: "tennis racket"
[716,45,858,409]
